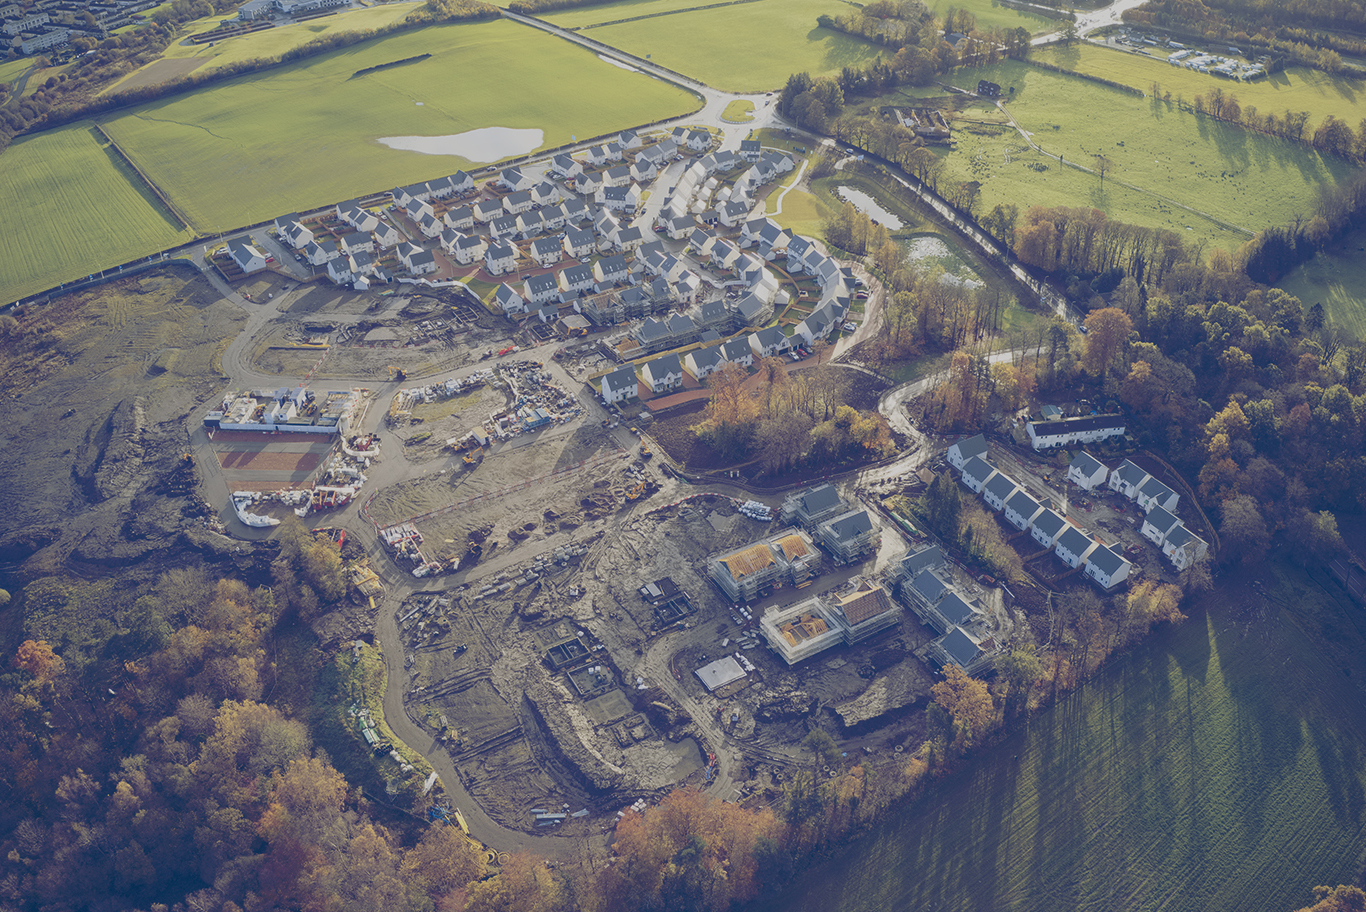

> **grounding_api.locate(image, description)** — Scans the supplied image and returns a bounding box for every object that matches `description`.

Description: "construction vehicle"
[624,480,647,501]
[387,365,407,382]
[640,441,652,459]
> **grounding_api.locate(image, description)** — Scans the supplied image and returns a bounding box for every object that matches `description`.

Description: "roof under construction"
[774,534,811,561]
[720,542,777,578]
[836,582,896,626]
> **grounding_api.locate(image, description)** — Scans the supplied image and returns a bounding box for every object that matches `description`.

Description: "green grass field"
[99,18,697,232]
[923,0,1052,34]
[1277,226,1366,339]
[549,0,884,92]
[922,61,1354,251]
[1037,43,1366,139]
[722,99,755,122]
[766,560,1366,912]
[0,123,191,303]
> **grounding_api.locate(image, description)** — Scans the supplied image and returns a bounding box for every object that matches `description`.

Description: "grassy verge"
[721,99,755,122]
[917,60,1354,251]
[313,639,436,809]
[0,122,191,303]
[767,557,1366,912]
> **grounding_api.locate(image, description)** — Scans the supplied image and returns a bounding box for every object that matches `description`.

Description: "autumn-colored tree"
[467,852,572,912]
[590,788,777,912]
[402,821,486,902]
[1082,307,1133,377]
[1291,885,1366,912]
[995,648,1043,717]
[1220,494,1270,566]
[930,663,995,746]
[691,364,762,459]
[15,639,65,692]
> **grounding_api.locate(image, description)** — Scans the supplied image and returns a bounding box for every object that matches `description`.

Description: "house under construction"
[708,529,820,603]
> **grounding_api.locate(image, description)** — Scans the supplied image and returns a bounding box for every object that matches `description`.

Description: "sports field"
[1036,43,1366,138]
[548,0,884,92]
[99,18,697,232]
[925,61,1353,251]
[1277,225,1366,339]
[766,561,1366,912]
[0,123,191,303]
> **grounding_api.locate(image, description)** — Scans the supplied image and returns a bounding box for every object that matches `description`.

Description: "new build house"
[982,471,1019,512]
[1004,489,1045,532]
[710,530,819,602]
[816,509,879,565]
[1054,525,1097,569]
[1026,413,1126,450]
[1030,509,1068,549]
[1084,544,1132,590]
[960,455,995,494]
[947,434,988,471]
[1067,451,1110,491]
[781,483,849,530]
[1163,524,1208,571]
[601,366,639,405]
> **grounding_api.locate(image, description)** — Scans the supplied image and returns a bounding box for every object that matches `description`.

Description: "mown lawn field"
[100,18,697,232]
[1036,43,1366,139]
[0,123,190,303]
[1276,225,1366,338]
[551,0,884,92]
[922,61,1354,251]
[766,560,1366,912]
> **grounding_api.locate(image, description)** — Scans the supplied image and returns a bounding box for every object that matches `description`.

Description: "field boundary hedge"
[91,122,192,231]
[352,53,431,77]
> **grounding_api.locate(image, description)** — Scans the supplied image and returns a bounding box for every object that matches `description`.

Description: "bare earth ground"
[0,268,246,575]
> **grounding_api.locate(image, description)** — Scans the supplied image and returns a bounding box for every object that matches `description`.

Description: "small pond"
[835,186,904,229]
[378,126,543,161]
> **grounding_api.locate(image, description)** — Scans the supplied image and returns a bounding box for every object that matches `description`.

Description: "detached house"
[417,213,444,239]
[532,181,561,207]
[445,206,475,231]
[1135,476,1179,513]
[563,226,595,259]
[642,354,684,394]
[228,239,268,274]
[685,345,725,382]
[552,153,583,180]
[474,199,505,223]
[523,273,561,307]
[371,221,401,248]
[593,255,629,287]
[447,232,486,265]
[403,246,437,276]
[274,214,312,248]
[749,325,788,359]
[618,129,642,149]
[500,167,532,191]
[816,509,879,565]
[558,263,595,297]
[686,129,712,152]
[1140,506,1182,547]
[740,138,761,161]
[484,241,517,276]
[304,239,339,266]
[601,366,640,405]
[1067,452,1109,491]
[494,283,527,316]
[721,337,753,369]
[503,190,535,215]
[1108,459,1150,500]
[404,197,435,223]
[529,237,563,268]
[515,211,543,239]
[490,216,519,240]
[630,158,657,183]
[339,232,374,255]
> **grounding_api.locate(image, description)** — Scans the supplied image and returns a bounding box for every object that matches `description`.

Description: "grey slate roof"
[1005,489,1041,519]
[1087,544,1128,578]
[1145,505,1181,534]
[900,546,944,578]
[943,627,983,667]
[950,433,988,461]
[984,472,1019,503]
[798,483,843,516]
[1056,525,1093,557]
[1031,509,1066,540]
[938,592,978,627]
[961,454,993,482]
[721,338,751,362]
[911,569,948,604]
[602,366,638,395]
[824,509,873,543]
[1070,450,1107,476]
[1137,476,1176,504]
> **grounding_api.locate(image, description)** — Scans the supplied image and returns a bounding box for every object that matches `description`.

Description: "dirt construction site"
[0,263,1033,845]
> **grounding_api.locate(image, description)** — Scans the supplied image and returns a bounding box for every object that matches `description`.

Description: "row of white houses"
[950,435,1133,590]
[1066,452,1208,571]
